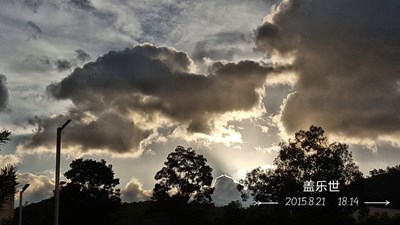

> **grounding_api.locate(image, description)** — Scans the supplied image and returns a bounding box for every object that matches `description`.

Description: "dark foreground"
[13,199,400,225]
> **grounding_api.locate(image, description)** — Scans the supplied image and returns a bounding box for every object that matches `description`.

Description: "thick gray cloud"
[256,0,400,138]
[0,74,9,112]
[26,111,151,153]
[23,44,284,154]
[47,44,277,133]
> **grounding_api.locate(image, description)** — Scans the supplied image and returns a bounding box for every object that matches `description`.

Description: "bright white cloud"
[0,154,20,167]
[121,177,152,203]
[212,175,251,207]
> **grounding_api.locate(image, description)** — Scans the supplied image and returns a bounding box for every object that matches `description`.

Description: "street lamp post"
[54,119,71,225]
[19,184,30,225]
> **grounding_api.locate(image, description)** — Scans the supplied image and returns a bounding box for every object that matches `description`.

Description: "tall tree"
[152,146,214,204]
[239,126,363,201]
[0,130,16,218]
[60,158,120,225]
[61,158,120,202]
[0,165,18,211]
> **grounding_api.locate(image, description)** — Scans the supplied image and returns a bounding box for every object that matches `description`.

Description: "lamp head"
[21,184,30,192]
[60,119,71,130]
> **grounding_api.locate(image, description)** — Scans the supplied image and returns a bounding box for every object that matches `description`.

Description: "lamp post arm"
[54,119,71,225]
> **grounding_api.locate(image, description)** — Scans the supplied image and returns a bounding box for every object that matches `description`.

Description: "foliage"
[152,146,214,204]
[239,126,363,201]
[237,167,277,201]
[0,130,16,215]
[0,218,13,225]
[348,166,400,209]
[59,158,120,225]
[0,165,18,211]
[62,158,121,202]
[370,165,400,177]
[28,199,400,225]
[0,130,11,148]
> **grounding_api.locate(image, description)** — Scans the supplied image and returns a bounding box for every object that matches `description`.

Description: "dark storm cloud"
[256,0,400,138]
[75,49,91,62]
[27,110,151,153]
[26,20,42,40]
[24,44,285,154]
[0,74,9,112]
[47,44,280,133]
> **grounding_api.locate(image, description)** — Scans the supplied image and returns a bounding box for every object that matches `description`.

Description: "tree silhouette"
[59,158,120,225]
[152,146,214,204]
[239,126,363,201]
[238,167,277,202]
[0,165,18,211]
[370,165,400,177]
[0,130,16,215]
[0,130,11,147]
[62,158,121,203]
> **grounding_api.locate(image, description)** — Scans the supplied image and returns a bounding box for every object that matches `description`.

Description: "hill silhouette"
[346,170,400,209]
[14,170,400,225]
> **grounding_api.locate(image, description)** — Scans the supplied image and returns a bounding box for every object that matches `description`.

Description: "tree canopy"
[152,146,214,204]
[59,158,121,225]
[0,165,18,211]
[0,130,16,214]
[370,165,400,177]
[239,126,363,201]
[61,158,121,203]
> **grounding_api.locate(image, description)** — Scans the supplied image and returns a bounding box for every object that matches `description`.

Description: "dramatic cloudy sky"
[0,0,399,206]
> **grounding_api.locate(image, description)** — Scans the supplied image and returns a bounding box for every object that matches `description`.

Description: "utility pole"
[54,119,71,225]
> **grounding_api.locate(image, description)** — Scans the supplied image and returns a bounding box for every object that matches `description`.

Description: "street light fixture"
[54,119,71,225]
[19,184,30,225]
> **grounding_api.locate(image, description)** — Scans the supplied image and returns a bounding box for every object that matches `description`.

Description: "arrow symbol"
[253,201,279,206]
[364,200,390,206]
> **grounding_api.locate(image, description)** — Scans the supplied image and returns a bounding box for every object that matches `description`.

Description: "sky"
[0,0,399,206]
